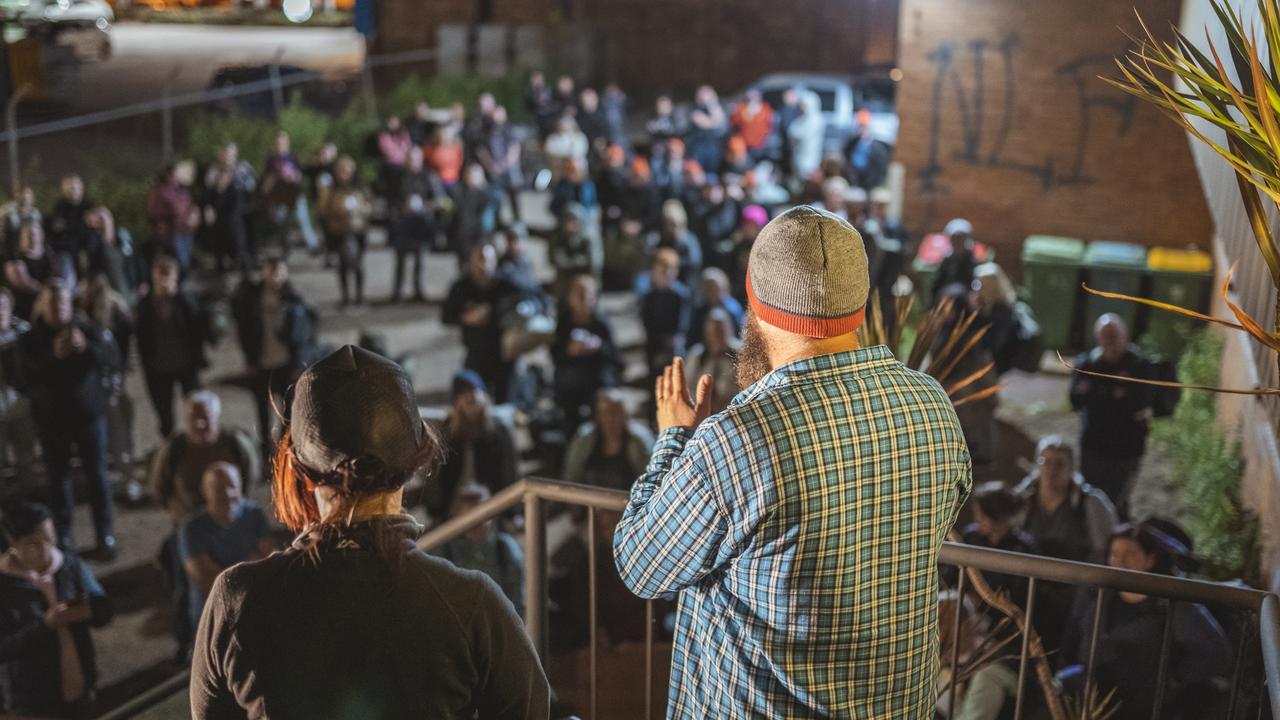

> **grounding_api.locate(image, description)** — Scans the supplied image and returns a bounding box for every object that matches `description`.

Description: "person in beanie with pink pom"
[614,205,972,718]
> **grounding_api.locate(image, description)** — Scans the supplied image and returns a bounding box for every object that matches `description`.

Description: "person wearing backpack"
[973,262,1037,376]
[150,390,259,662]
[21,280,121,560]
[430,483,524,617]
[1013,435,1119,654]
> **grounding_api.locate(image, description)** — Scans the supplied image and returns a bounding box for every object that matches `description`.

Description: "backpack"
[300,302,325,366]
[1008,301,1045,373]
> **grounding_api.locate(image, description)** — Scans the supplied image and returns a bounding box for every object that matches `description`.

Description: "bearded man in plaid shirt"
[614,205,972,719]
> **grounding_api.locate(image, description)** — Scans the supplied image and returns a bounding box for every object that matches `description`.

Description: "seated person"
[1014,435,1117,564]
[150,390,260,658]
[950,483,1039,720]
[687,267,744,348]
[177,463,274,635]
[151,390,261,523]
[0,501,112,718]
[958,481,1037,596]
[431,484,524,616]
[684,308,741,415]
[562,389,655,491]
[1058,522,1230,720]
[552,275,621,432]
[429,371,519,520]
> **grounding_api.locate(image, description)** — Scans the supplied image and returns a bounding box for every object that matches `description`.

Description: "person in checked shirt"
[614,205,973,719]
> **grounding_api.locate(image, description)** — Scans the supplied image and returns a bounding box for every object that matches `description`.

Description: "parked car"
[207,64,315,118]
[742,71,899,151]
[206,63,355,118]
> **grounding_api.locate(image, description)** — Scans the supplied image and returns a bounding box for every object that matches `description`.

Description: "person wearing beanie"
[190,346,548,720]
[428,370,520,521]
[614,205,972,718]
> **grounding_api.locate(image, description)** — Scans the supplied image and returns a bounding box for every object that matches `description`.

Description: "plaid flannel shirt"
[614,346,972,719]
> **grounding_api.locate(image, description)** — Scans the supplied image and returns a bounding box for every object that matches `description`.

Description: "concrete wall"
[894,0,1214,277]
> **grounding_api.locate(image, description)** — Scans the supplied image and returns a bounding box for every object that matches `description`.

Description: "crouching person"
[0,501,113,718]
[191,345,549,719]
[178,463,275,645]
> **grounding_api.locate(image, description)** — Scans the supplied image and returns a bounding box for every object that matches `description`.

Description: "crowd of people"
[0,69,1246,720]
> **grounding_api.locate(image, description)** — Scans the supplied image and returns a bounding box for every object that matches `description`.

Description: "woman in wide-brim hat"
[190,345,549,720]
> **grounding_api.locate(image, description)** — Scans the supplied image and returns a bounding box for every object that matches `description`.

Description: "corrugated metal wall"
[1180,0,1280,591]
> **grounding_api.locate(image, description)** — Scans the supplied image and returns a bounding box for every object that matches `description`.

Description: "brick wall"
[895,0,1213,278]
[374,0,898,99]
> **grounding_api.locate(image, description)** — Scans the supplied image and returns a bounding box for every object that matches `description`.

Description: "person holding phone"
[0,501,113,718]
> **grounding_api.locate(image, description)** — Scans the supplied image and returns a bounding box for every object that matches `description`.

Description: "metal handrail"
[96,477,1280,719]
[95,670,190,720]
[419,477,1280,718]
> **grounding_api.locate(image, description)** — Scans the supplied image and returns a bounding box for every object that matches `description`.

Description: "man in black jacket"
[231,258,312,460]
[137,256,210,438]
[191,346,547,719]
[45,174,93,263]
[442,244,519,404]
[1069,314,1153,515]
[390,147,444,303]
[21,280,120,558]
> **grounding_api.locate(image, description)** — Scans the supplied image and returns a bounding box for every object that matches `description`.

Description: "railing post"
[523,492,546,658]
[161,66,181,164]
[587,508,598,720]
[1227,611,1255,720]
[947,568,966,717]
[645,599,654,720]
[1150,599,1175,720]
[1262,594,1280,720]
[6,84,29,197]
[269,46,286,115]
[1012,576,1037,720]
[361,36,377,124]
[1083,587,1106,720]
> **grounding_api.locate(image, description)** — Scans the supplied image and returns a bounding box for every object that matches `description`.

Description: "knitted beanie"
[746,205,869,338]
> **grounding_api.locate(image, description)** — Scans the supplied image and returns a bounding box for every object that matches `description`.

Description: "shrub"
[275,93,331,163]
[87,173,152,246]
[1150,329,1260,583]
[382,71,531,122]
[184,112,278,169]
[327,98,379,161]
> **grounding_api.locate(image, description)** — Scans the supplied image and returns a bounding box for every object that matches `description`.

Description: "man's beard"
[735,310,773,391]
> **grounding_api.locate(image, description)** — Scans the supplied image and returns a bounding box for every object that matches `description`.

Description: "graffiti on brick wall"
[919,32,1136,194]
